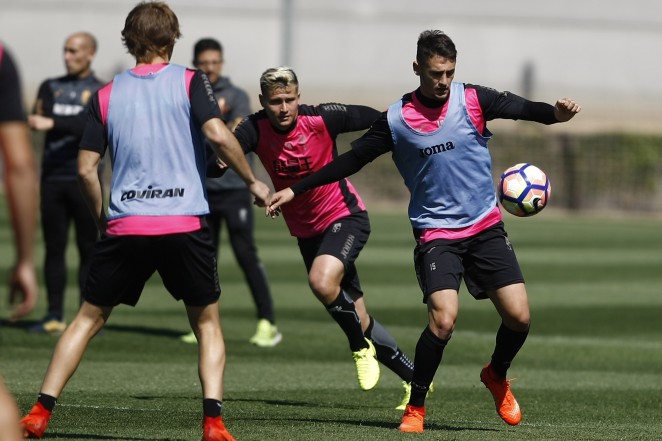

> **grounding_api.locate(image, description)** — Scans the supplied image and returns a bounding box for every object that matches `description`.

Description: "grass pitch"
[1,208,661,440]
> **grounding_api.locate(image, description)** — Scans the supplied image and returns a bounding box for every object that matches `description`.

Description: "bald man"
[28,32,104,334]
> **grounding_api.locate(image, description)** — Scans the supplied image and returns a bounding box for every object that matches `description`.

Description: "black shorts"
[413,222,524,302]
[83,224,220,307]
[297,211,370,297]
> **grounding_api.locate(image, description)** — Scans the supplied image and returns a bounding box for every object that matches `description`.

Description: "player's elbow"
[77,152,101,183]
[202,118,231,155]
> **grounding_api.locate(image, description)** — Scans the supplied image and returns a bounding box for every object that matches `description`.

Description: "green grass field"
[1,207,661,440]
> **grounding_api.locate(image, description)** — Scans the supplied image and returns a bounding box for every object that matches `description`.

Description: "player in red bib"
[233,67,416,407]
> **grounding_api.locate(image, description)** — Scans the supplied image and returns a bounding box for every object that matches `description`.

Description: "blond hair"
[259,67,298,95]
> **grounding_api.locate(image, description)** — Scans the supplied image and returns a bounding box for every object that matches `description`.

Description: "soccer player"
[179,37,281,347]
[268,30,581,432]
[233,66,415,407]
[0,41,39,441]
[28,32,103,334]
[19,2,270,440]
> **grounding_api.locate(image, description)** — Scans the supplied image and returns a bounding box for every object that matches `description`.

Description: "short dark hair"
[416,30,457,64]
[193,38,223,63]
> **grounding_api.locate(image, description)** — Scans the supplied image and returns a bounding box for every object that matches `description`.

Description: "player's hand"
[249,180,271,208]
[555,98,581,122]
[8,261,38,322]
[267,188,294,218]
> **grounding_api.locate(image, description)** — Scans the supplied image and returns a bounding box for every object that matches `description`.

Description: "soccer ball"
[498,163,551,217]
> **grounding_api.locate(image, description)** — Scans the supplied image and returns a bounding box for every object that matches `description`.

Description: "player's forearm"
[79,174,105,230]
[204,119,256,185]
[5,162,38,264]
[291,150,365,195]
[77,150,105,228]
[1,123,38,264]
[216,139,256,185]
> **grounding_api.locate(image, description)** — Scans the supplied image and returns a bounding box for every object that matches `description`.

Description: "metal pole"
[282,0,294,66]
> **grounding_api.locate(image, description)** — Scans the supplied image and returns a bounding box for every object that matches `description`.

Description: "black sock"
[410,327,449,407]
[326,290,367,352]
[365,316,414,382]
[203,399,222,418]
[490,322,529,378]
[37,393,57,412]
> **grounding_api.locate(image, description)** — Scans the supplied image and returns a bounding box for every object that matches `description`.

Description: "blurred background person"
[27,32,103,334]
[0,41,39,441]
[180,37,281,347]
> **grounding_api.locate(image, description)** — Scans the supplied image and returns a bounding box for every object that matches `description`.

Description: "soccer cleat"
[396,381,412,410]
[395,381,434,410]
[352,338,380,391]
[20,402,52,439]
[480,363,522,425]
[27,316,66,334]
[248,319,283,347]
[398,404,425,433]
[202,416,237,441]
[180,331,198,344]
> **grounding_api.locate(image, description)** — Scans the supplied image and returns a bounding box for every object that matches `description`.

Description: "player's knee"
[505,312,530,332]
[430,312,456,339]
[308,275,336,303]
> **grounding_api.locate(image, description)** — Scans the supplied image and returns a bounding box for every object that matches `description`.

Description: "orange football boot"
[202,416,237,441]
[398,403,425,433]
[20,402,52,439]
[480,363,522,425]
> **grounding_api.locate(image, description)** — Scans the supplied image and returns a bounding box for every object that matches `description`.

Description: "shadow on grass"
[102,323,183,338]
[237,415,498,433]
[1,318,43,329]
[232,397,363,409]
[1,319,184,339]
[230,398,498,433]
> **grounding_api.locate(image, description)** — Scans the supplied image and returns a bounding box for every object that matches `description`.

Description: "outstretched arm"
[471,85,581,125]
[268,149,368,215]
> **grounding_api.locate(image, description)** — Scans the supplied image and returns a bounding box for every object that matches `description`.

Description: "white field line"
[57,403,168,412]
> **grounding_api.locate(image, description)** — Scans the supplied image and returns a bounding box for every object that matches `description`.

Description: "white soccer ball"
[498,163,551,217]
